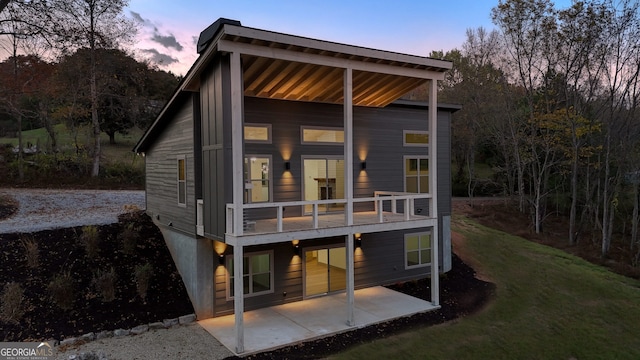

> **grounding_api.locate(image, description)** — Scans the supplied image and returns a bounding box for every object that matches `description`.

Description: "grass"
[0,123,144,164]
[332,216,640,360]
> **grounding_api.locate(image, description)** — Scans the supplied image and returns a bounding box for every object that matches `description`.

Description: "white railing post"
[391,196,397,214]
[313,203,319,229]
[404,199,411,220]
[196,199,204,236]
[377,199,384,223]
[277,206,283,232]
[226,206,234,235]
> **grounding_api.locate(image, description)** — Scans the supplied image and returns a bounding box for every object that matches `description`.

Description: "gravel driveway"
[0,188,146,234]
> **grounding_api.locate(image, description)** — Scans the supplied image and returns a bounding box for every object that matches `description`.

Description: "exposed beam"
[218,39,447,81]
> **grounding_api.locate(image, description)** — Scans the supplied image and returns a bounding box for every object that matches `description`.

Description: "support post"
[428,78,440,306]
[428,79,438,221]
[230,52,244,236]
[233,245,244,353]
[431,226,439,306]
[345,234,355,326]
[344,68,354,226]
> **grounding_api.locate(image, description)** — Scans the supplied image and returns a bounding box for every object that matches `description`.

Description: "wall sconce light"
[292,240,300,255]
[361,161,366,170]
[285,161,291,171]
[355,233,362,248]
[218,253,225,266]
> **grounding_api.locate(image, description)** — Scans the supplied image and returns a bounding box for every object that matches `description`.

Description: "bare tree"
[47,0,135,176]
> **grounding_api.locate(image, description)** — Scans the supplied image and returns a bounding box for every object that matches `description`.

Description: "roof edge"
[197,18,241,54]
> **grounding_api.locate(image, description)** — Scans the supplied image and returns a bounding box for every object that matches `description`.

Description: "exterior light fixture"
[355,233,362,248]
[219,253,225,266]
[361,161,366,170]
[292,240,300,255]
[285,161,291,171]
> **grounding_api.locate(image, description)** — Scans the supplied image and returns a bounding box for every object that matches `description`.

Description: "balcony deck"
[207,192,436,245]
[246,210,431,235]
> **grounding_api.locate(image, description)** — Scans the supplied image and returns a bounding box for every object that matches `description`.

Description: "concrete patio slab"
[198,286,438,356]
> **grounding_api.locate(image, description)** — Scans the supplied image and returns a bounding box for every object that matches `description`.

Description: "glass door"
[304,246,347,297]
[303,157,344,213]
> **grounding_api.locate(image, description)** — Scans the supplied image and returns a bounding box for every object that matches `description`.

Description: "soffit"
[241,54,428,107]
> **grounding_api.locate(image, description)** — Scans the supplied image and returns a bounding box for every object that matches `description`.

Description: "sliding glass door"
[304,246,347,297]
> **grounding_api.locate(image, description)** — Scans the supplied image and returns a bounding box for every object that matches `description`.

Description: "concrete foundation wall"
[158,223,214,319]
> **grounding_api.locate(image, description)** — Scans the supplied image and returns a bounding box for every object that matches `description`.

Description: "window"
[403,130,429,147]
[244,124,271,143]
[227,252,273,298]
[404,156,429,193]
[177,156,186,206]
[301,126,344,144]
[405,232,431,269]
[244,156,271,203]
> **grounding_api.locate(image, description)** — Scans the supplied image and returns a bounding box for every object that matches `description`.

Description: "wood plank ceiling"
[239,42,429,107]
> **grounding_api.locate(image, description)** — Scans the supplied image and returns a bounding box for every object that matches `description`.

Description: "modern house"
[134,18,457,353]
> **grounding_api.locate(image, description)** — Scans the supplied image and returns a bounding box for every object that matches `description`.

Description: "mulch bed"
[0,211,193,342]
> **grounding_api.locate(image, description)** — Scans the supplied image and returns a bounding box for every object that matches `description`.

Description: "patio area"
[198,286,439,356]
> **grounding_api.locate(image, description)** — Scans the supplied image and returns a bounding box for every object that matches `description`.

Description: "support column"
[430,226,439,306]
[345,234,355,326]
[429,79,438,220]
[344,67,354,226]
[230,51,245,354]
[233,245,244,353]
[428,78,440,306]
[230,51,244,236]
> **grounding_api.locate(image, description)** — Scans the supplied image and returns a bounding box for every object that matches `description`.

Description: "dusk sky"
[126,0,506,76]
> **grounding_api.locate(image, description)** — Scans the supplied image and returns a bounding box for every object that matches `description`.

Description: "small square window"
[227,252,274,298]
[405,232,431,269]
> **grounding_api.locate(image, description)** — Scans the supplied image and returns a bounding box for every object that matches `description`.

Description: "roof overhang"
[183,21,451,107]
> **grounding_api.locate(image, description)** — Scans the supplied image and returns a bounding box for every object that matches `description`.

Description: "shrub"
[81,225,100,258]
[21,236,39,268]
[0,282,25,324]
[121,223,139,255]
[47,272,74,310]
[134,263,153,300]
[93,268,116,302]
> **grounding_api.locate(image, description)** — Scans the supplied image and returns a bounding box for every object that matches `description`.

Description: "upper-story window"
[301,126,344,145]
[403,130,429,147]
[244,124,272,143]
[177,155,186,206]
[404,156,429,193]
[244,155,271,203]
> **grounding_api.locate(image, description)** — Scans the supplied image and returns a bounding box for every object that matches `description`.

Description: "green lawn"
[0,124,144,165]
[332,216,640,359]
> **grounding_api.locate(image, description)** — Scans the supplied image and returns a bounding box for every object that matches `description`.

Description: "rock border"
[54,313,197,349]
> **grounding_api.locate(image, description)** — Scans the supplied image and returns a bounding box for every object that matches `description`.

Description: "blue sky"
[127,0,500,75]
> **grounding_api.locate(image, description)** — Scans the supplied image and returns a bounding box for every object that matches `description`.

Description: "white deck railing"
[220,191,431,236]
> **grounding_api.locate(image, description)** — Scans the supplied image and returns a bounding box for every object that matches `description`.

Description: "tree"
[47,0,135,176]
